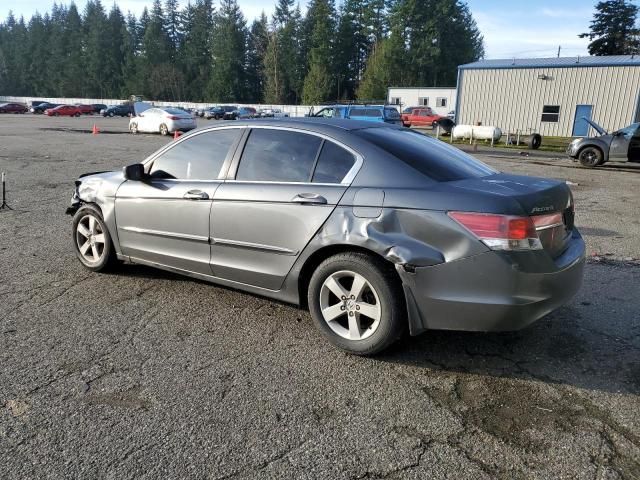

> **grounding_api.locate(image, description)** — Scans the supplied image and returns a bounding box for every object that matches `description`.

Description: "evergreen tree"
[179,0,214,100]
[246,13,269,102]
[579,0,640,55]
[83,0,110,97]
[208,0,247,101]
[302,0,336,103]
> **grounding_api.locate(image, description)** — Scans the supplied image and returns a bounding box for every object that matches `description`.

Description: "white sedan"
[129,107,196,135]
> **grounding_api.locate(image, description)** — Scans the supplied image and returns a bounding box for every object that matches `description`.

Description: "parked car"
[45,105,82,117]
[66,118,585,355]
[75,104,95,115]
[257,108,290,118]
[234,107,257,119]
[447,110,456,120]
[401,107,445,128]
[313,104,401,125]
[221,106,239,120]
[202,107,224,120]
[0,102,28,114]
[129,106,197,135]
[92,104,108,114]
[102,104,133,117]
[30,102,59,114]
[567,120,640,167]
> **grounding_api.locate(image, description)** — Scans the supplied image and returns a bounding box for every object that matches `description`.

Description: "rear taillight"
[167,115,180,120]
[448,212,542,251]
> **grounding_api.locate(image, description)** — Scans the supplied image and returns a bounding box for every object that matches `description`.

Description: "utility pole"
[557,45,561,58]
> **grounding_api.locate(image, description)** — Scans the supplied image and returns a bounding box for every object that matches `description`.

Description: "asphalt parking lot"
[1,115,639,479]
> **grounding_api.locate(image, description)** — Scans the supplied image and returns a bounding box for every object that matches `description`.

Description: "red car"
[401,107,445,128]
[0,103,28,114]
[45,105,82,117]
[75,104,95,115]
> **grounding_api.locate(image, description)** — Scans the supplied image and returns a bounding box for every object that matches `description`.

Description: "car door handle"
[291,193,327,205]
[183,190,209,200]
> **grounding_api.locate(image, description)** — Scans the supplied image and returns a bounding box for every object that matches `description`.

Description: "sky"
[2,0,635,59]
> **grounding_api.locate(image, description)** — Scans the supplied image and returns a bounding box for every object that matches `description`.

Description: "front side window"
[236,129,322,182]
[616,123,640,139]
[150,129,239,180]
[315,107,335,118]
[312,141,356,183]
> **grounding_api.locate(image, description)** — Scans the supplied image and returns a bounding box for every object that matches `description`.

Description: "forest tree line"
[0,0,484,104]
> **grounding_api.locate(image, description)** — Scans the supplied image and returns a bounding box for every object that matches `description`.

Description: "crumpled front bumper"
[399,230,586,335]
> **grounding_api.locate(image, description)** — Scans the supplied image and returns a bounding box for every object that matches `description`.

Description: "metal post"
[436,125,440,140]
[0,172,12,210]
[470,129,473,145]
[516,129,520,146]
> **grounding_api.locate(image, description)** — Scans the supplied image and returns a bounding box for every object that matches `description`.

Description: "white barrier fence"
[0,96,317,118]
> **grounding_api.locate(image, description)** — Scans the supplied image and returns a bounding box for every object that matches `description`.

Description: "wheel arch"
[296,244,402,310]
[577,143,607,162]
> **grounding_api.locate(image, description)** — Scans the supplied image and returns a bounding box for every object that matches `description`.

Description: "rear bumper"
[400,230,586,334]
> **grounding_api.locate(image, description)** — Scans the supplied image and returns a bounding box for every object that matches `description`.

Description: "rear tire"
[307,252,406,355]
[578,146,603,167]
[159,124,169,136]
[109,112,114,117]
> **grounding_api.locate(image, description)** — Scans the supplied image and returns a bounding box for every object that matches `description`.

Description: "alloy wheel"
[76,214,106,264]
[319,270,382,340]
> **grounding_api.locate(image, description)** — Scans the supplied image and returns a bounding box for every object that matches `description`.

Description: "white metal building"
[456,55,640,137]
[387,87,456,116]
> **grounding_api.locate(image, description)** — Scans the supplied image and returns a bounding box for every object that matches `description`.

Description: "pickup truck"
[401,107,446,128]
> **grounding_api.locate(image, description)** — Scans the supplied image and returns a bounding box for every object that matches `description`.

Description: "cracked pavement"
[1,116,639,479]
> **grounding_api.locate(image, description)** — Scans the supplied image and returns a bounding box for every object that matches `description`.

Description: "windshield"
[356,128,497,182]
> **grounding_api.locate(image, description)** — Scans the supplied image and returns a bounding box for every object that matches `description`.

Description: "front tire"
[578,146,603,167]
[130,122,138,134]
[72,205,118,272]
[307,252,406,355]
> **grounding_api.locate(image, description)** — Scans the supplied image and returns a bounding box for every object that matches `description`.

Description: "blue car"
[313,104,402,125]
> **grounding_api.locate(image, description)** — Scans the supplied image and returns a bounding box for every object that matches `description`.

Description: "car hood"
[584,119,607,136]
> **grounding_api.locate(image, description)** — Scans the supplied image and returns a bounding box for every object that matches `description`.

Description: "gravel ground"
[1,115,639,479]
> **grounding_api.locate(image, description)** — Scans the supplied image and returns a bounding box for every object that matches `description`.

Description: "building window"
[436,97,447,108]
[541,105,560,122]
[390,97,401,105]
[419,97,429,106]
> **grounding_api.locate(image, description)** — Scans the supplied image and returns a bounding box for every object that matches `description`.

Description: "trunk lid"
[447,173,575,258]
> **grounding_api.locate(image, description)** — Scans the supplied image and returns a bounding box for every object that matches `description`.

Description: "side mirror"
[123,163,145,181]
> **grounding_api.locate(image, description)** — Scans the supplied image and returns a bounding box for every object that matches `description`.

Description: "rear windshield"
[164,108,188,114]
[356,128,497,182]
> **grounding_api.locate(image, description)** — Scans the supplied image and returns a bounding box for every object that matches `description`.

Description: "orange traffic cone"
[173,130,181,140]
[92,124,99,135]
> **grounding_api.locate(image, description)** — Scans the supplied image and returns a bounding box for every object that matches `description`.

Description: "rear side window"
[236,129,322,182]
[312,142,356,183]
[356,128,496,182]
[384,108,400,119]
[350,108,382,117]
[150,129,239,180]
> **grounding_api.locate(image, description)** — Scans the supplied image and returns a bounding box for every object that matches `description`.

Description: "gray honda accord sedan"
[67,118,585,355]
